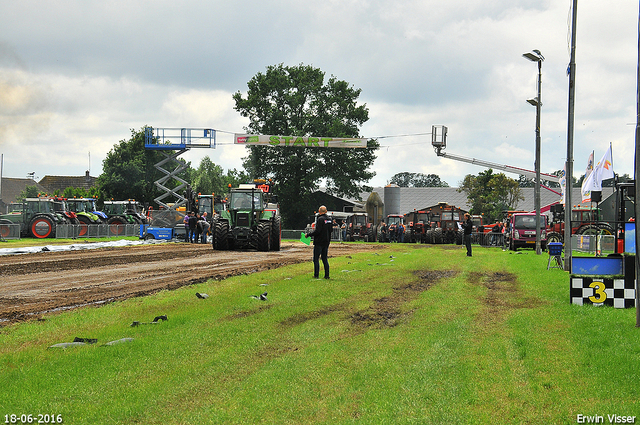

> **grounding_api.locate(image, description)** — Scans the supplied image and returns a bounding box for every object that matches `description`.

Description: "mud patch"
[349,269,459,330]
[280,304,346,327]
[468,271,545,325]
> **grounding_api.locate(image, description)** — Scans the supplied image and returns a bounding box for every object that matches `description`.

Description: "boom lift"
[431,125,561,199]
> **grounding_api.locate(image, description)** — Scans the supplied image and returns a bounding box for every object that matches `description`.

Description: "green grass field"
[1,243,639,424]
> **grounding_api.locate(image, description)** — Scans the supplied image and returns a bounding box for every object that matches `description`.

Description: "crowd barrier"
[55,224,140,239]
[0,223,21,240]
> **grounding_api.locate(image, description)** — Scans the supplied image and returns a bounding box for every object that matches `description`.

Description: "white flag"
[596,143,614,181]
[581,151,594,203]
[582,144,614,194]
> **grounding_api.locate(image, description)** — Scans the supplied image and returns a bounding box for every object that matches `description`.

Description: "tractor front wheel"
[256,222,271,252]
[433,227,443,244]
[270,216,281,251]
[213,221,229,250]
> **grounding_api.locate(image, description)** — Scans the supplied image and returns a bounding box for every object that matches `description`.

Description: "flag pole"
[565,0,578,271]
[634,2,640,327]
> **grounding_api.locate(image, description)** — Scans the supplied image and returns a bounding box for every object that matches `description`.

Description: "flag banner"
[581,151,594,203]
[582,144,614,195]
[559,164,567,205]
[234,134,368,148]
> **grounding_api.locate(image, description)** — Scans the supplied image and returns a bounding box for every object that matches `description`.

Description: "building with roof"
[38,171,97,194]
[0,178,48,213]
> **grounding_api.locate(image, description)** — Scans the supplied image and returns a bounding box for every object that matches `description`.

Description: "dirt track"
[0,241,385,325]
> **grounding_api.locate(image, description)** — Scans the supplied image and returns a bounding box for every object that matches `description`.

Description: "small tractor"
[0,197,70,238]
[344,213,376,241]
[212,183,281,251]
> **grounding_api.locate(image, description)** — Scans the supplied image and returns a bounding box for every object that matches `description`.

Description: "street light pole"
[523,50,544,255]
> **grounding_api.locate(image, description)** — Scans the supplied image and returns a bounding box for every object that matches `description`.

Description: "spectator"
[188,211,198,243]
[183,212,190,242]
[198,213,210,244]
[306,205,333,279]
[462,213,473,256]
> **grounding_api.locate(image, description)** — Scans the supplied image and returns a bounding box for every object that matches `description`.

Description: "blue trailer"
[140,225,175,240]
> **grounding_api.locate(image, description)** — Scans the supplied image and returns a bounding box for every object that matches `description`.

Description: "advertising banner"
[234,134,368,148]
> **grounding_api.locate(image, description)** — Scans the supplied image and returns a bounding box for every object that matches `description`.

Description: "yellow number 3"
[588,281,607,303]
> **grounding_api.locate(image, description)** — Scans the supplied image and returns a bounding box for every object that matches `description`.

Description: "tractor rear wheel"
[256,222,271,252]
[270,216,281,251]
[547,231,563,244]
[107,216,126,236]
[214,221,229,250]
[0,219,13,238]
[425,229,432,244]
[30,215,55,238]
[366,225,377,243]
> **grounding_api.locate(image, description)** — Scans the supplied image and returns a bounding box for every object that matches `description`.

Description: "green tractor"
[103,200,147,235]
[66,198,108,236]
[212,183,281,251]
[0,197,70,238]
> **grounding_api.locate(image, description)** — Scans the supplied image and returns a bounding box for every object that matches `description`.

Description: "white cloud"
[0,0,638,191]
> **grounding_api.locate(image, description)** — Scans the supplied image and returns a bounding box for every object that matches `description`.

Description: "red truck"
[506,212,548,251]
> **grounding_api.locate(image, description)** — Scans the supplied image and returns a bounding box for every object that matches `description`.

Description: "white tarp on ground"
[0,238,171,256]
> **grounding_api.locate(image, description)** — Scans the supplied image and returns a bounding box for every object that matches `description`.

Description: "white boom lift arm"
[430,125,561,196]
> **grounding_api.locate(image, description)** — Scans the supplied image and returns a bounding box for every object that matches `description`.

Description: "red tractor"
[546,204,613,244]
[344,213,376,241]
[404,210,429,243]
[423,203,466,244]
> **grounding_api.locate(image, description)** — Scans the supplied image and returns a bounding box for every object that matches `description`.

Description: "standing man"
[188,211,197,243]
[306,205,333,279]
[462,213,473,257]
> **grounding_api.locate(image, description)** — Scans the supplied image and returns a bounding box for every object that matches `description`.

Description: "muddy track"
[0,241,384,325]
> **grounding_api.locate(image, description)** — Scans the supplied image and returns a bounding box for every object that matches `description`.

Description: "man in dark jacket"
[306,205,333,279]
[462,213,473,257]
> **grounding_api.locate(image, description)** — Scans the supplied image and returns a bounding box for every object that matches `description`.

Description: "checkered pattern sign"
[570,277,636,309]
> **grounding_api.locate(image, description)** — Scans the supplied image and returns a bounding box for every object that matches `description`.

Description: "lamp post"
[523,50,544,255]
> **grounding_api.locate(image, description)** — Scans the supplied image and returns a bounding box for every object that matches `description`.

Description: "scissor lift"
[144,127,216,210]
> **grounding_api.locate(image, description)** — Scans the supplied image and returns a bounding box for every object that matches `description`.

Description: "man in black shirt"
[462,213,473,257]
[306,205,333,279]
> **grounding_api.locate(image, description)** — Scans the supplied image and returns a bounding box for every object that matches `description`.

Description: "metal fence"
[55,224,141,239]
[572,234,616,255]
[0,223,21,240]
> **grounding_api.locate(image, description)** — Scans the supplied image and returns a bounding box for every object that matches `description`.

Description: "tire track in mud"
[0,242,384,325]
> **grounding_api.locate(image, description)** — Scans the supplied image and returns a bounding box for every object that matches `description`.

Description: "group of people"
[183,211,210,243]
[378,221,405,242]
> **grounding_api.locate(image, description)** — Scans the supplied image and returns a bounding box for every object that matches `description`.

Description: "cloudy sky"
[1,0,638,190]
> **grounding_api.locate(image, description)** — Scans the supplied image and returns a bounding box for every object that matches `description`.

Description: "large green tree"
[97,127,170,206]
[458,169,523,223]
[388,172,449,187]
[191,156,250,196]
[233,63,378,228]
